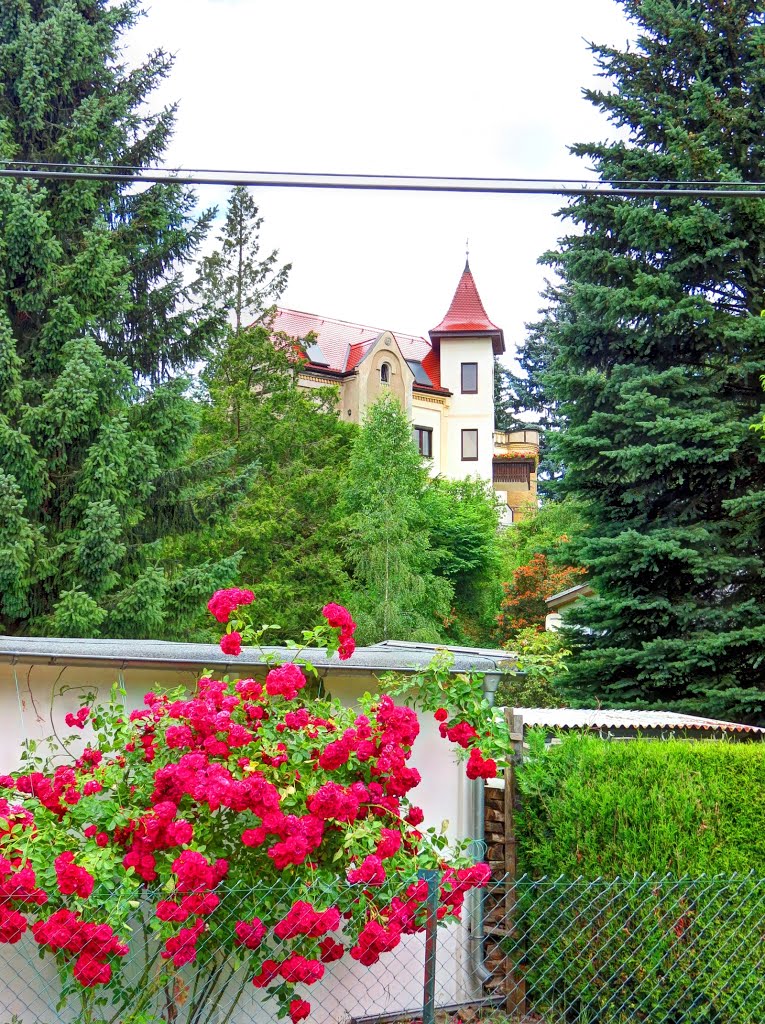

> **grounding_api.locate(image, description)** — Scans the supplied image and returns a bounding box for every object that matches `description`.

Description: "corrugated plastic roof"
[509,707,764,735]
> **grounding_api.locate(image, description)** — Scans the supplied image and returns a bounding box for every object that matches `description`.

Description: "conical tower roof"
[429,260,504,354]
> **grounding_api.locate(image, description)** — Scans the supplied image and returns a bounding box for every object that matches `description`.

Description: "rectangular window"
[413,426,433,458]
[461,429,478,461]
[461,362,478,394]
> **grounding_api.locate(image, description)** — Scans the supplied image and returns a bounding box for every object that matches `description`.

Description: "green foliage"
[163,325,355,641]
[516,734,765,877]
[422,477,503,642]
[513,874,765,1024]
[514,733,765,1023]
[494,498,587,642]
[343,395,452,644]
[525,0,765,721]
[384,642,569,766]
[496,628,569,708]
[193,185,291,334]
[493,359,534,433]
[496,554,586,637]
[498,497,587,581]
[162,188,353,640]
[0,0,239,637]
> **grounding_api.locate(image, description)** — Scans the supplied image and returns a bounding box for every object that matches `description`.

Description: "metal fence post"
[418,868,441,1024]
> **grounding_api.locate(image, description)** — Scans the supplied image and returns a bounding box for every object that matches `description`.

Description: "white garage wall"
[0,656,479,1023]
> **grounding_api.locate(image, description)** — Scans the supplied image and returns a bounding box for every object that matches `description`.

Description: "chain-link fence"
[482,873,765,1024]
[1,873,764,1024]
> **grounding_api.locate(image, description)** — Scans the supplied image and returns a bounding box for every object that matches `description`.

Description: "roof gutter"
[0,642,513,679]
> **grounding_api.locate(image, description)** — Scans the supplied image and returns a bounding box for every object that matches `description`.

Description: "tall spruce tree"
[162,186,354,642]
[343,395,452,644]
[194,186,291,335]
[0,1,236,637]
[535,0,765,722]
[174,325,356,641]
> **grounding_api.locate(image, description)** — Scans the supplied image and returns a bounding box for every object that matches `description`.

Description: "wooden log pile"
[480,712,526,1015]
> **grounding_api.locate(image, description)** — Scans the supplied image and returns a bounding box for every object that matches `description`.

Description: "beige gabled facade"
[273,263,539,521]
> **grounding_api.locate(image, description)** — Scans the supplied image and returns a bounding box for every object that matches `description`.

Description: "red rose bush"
[0,591,491,1024]
[383,652,513,785]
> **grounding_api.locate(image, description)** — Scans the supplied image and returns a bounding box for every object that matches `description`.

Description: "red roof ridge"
[429,261,505,354]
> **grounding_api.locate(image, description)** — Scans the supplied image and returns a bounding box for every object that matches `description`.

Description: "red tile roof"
[346,340,375,371]
[273,262,504,385]
[271,307,446,392]
[430,260,505,354]
[420,348,442,390]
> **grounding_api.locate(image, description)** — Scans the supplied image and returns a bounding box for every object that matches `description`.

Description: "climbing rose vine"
[382,651,521,781]
[0,592,490,1024]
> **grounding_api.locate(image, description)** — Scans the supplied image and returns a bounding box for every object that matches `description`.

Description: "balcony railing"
[493,460,533,487]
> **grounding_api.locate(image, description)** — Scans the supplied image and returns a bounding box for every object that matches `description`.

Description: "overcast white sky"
[125,1,635,366]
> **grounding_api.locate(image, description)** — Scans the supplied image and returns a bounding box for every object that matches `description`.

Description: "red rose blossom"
[280,953,324,984]
[319,936,344,963]
[321,603,354,629]
[219,631,242,656]
[406,806,424,826]
[290,998,311,1023]
[322,603,357,661]
[443,720,478,748]
[466,747,498,780]
[265,663,306,700]
[347,854,386,886]
[64,708,90,730]
[251,958,280,988]
[207,588,255,624]
[54,853,94,899]
[234,917,267,950]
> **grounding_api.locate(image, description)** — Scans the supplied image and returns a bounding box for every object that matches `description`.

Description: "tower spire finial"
[465,237,470,272]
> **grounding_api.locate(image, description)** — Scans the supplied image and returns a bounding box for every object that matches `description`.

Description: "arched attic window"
[380,362,391,385]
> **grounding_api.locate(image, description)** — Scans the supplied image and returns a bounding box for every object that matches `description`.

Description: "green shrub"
[507,734,765,1023]
[516,733,765,877]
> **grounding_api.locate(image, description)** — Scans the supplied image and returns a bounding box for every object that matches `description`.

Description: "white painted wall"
[0,658,478,1023]
[437,337,495,482]
[0,660,473,844]
[0,924,470,1024]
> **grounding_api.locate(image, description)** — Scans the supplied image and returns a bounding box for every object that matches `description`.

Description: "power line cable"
[2,158,764,188]
[2,163,765,198]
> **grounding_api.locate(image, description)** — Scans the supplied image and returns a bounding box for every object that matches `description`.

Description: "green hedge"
[515,732,765,877]
[506,734,765,1024]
